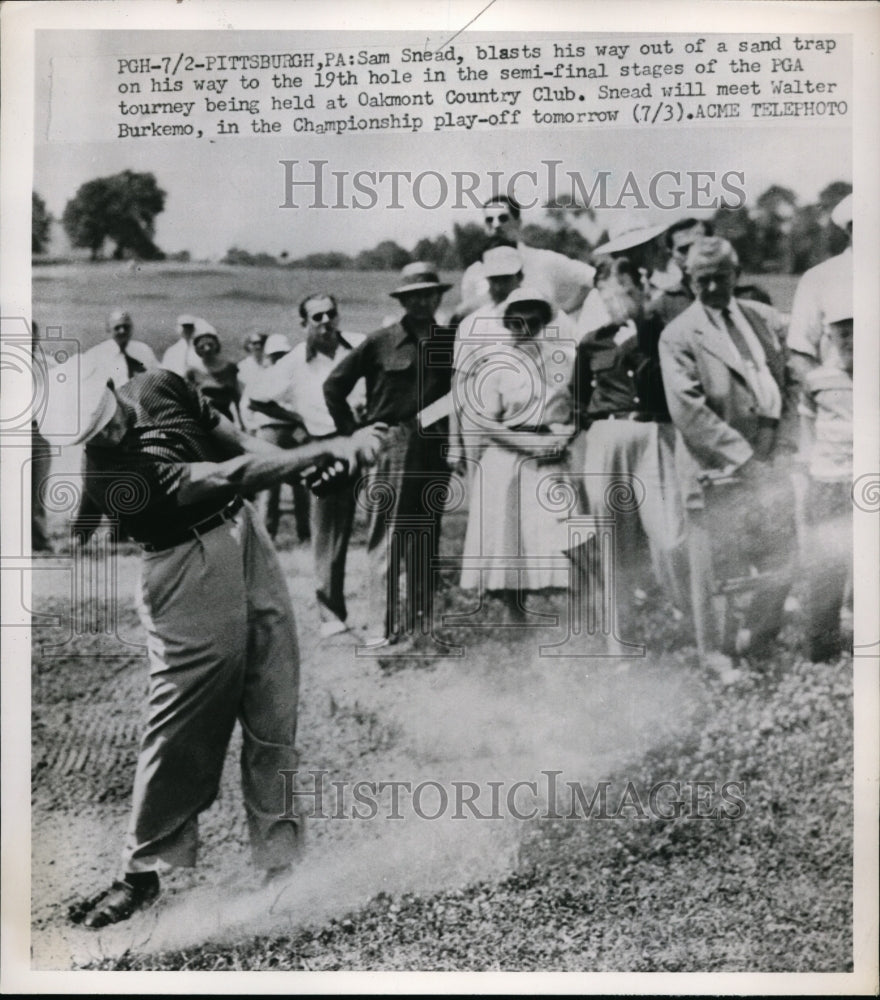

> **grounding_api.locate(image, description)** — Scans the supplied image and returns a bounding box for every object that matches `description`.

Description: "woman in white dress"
[459,286,578,620]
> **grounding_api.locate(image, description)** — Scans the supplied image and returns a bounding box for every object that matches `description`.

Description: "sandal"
[68,878,159,929]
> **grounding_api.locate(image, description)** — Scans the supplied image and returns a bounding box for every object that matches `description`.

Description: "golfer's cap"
[39,361,118,447]
[264,333,292,355]
[831,193,853,230]
[482,245,524,278]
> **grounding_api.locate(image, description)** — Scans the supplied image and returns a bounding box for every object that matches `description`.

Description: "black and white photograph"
[1,0,878,992]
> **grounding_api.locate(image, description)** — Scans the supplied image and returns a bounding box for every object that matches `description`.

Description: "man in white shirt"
[160,314,207,377]
[787,192,852,377]
[659,237,799,676]
[250,294,365,636]
[81,310,158,387]
[458,195,595,318]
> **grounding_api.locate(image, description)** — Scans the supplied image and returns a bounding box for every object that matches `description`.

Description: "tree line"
[34,170,851,275]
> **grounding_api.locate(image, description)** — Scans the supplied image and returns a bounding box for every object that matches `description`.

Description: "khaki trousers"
[125,502,300,872]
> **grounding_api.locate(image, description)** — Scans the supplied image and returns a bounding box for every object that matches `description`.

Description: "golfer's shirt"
[80,370,237,543]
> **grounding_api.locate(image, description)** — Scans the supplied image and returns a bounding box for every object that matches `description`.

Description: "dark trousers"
[686,456,796,658]
[311,483,356,623]
[362,423,448,640]
[804,479,851,661]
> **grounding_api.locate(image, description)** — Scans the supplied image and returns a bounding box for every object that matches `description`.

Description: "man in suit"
[659,237,799,676]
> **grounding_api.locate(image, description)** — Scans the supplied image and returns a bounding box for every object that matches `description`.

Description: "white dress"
[459,335,579,592]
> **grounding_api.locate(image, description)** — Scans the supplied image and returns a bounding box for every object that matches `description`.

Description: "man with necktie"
[659,237,799,678]
[81,309,158,386]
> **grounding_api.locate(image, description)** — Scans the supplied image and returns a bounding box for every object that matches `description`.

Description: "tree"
[62,170,166,260]
[451,222,489,269]
[32,192,52,254]
[355,240,410,271]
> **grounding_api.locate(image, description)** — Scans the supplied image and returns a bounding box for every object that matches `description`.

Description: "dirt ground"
[29,497,717,969]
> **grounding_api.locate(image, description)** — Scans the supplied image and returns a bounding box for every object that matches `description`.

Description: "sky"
[32,27,853,260]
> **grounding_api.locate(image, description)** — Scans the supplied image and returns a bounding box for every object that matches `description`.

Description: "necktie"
[720,307,756,368]
[123,351,146,381]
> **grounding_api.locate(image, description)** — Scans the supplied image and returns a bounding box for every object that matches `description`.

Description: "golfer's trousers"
[124,501,300,872]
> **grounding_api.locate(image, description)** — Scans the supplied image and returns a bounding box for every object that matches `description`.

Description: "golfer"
[42,366,385,928]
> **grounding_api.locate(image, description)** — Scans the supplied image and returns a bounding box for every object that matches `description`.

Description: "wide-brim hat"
[593,213,669,256]
[390,261,452,299]
[39,360,118,447]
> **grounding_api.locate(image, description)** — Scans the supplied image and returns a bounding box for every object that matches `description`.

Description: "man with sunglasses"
[459,195,595,318]
[249,294,365,636]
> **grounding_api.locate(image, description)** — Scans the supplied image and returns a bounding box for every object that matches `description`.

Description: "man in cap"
[659,236,799,675]
[787,191,853,379]
[247,332,313,543]
[324,262,455,649]
[250,294,366,636]
[459,195,595,318]
[81,309,158,386]
[42,364,385,927]
[160,314,207,377]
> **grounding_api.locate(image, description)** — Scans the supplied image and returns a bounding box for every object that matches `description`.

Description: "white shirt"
[460,243,595,316]
[251,333,366,438]
[160,338,205,377]
[81,338,158,387]
[787,247,852,362]
[236,354,273,432]
[703,300,782,420]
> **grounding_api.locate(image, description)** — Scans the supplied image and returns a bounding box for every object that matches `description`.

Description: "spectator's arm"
[323,340,368,435]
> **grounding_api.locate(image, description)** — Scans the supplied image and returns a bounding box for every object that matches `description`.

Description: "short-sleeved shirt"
[81,369,233,541]
[460,243,595,315]
[787,247,852,363]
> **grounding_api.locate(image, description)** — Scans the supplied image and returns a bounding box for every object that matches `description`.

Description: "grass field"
[32,263,465,361]
[32,261,799,361]
[28,262,853,976]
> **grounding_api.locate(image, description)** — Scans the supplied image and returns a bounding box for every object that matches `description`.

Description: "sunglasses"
[248,339,266,347]
[485,213,511,226]
[113,325,132,332]
[310,309,337,322]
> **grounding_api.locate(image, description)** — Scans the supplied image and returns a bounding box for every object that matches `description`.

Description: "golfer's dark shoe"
[69,875,159,929]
